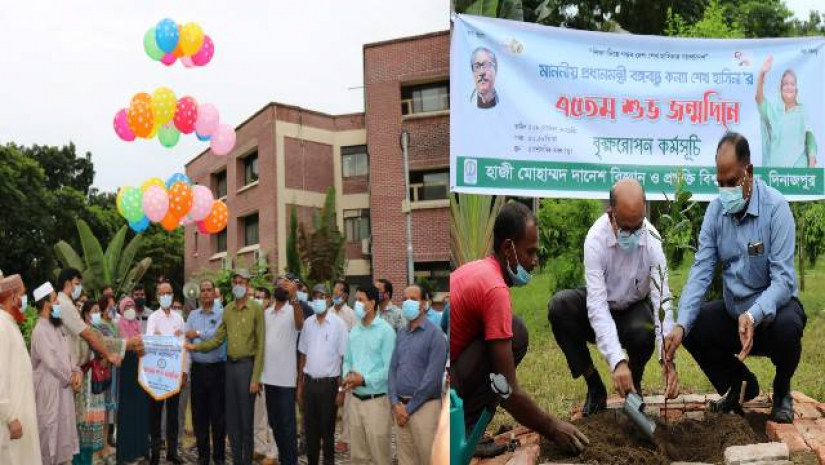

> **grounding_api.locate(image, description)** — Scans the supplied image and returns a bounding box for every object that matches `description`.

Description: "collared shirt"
[57,291,88,368]
[426,308,442,327]
[261,303,301,387]
[330,304,356,331]
[679,179,797,333]
[146,308,185,337]
[343,315,396,396]
[185,305,226,364]
[378,304,404,333]
[584,214,674,370]
[388,318,447,415]
[758,98,815,167]
[298,313,348,379]
[195,299,265,383]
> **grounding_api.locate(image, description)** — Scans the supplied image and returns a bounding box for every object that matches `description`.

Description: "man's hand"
[127,335,143,352]
[8,419,22,440]
[664,325,684,363]
[181,373,188,388]
[71,371,82,392]
[336,390,345,407]
[174,330,183,337]
[548,419,589,455]
[611,361,635,397]
[297,383,304,406]
[737,312,755,362]
[107,353,122,367]
[154,330,162,336]
[250,382,262,395]
[184,343,197,352]
[393,403,409,427]
[185,330,199,340]
[760,55,773,75]
[662,361,680,399]
[285,280,298,299]
[347,372,364,390]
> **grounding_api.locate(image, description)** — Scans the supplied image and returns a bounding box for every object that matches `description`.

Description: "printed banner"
[138,335,186,401]
[450,14,825,200]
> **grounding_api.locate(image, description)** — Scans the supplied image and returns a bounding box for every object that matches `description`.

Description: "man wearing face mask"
[450,202,589,457]
[375,279,404,333]
[665,132,803,424]
[388,284,448,465]
[186,269,265,465]
[548,179,679,417]
[132,284,151,333]
[329,279,355,454]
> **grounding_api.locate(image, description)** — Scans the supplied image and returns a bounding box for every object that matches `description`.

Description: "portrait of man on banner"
[470,46,499,109]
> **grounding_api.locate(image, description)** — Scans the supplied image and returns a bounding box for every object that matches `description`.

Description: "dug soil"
[541,410,765,464]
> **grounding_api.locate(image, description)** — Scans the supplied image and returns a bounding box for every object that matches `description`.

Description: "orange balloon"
[168,181,193,219]
[204,200,228,233]
[172,25,184,57]
[127,92,155,138]
[160,212,179,231]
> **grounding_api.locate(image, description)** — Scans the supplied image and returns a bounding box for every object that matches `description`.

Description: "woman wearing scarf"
[115,297,152,464]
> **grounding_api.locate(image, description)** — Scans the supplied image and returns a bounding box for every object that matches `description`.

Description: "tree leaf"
[116,233,144,289]
[76,219,108,295]
[104,226,127,285]
[53,241,85,272]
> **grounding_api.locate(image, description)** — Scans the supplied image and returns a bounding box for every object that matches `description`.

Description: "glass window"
[244,152,259,186]
[343,209,370,241]
[215,170,227,199]
[244,213,259,246]
[401,81,449,115]
[342,145,369,178]
[409,169,448,201]
[413,261,450,293]
[216,229,227,253]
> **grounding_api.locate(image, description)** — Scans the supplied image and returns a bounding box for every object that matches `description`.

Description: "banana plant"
[53,219,152,299]
[451,193,505,267]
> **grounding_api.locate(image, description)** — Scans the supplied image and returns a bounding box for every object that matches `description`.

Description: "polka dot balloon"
[204,200,228,233]
[174,96,199,134]
[127,93,155,138]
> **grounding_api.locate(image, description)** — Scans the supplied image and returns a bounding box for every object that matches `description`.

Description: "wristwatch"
[745,311,755,325]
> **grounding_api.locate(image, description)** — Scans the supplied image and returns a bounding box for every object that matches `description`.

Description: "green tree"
[666,0,745,38]
[138,225,185,303]
[287,205,303,275]
[450,194,505,267]
[297,187,345,286]
[537,198,602,293]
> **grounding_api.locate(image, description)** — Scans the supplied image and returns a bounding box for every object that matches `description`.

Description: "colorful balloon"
[196,132,211,142]
[129,216,150,233]
[203,200,229,233]
[194,103,219,137]
[168,181,194,219]
[161,53,177,66]
[142,185,169,223]
[180,22,205,56]
[190,185,215,221]
[155,18,179,53]
[172,26,185,58]
[127,93,154,138]
[143,27,164,61]
[116,188,126,216]
[113,108,135,142]
[173,96,199,134]
[191,35,214,66]
[196,220,210,234]
[120,187,144,223]
[210,124,236,156]
[179,215,194,227]
[158,123,181,148]
[141,177,166,192]
[180,56,195,68]
[160,212,179,231]
[151,87,177,126]
[165,173,191,189]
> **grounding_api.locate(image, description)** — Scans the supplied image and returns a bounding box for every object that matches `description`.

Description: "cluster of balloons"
[117,173,229,234]
[113,88,236,155]
[144,18,214,68]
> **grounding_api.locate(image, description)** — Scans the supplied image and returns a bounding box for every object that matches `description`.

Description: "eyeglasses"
[472,61,496,72]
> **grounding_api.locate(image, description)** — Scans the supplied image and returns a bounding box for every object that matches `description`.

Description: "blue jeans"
[264,384,298,465]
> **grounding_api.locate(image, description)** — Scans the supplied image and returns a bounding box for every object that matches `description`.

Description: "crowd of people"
[0,266,449,465]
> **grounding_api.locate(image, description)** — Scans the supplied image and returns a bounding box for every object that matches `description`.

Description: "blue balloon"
[196,132,211,142]
[155,18,179,53]
[129,216,150,233]
[165,173,191,189]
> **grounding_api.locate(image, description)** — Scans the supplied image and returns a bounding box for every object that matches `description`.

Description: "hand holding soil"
[547,419,589,455]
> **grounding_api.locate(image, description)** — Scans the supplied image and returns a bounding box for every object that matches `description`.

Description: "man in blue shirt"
[185,279,227,465]
[665,132,805,424]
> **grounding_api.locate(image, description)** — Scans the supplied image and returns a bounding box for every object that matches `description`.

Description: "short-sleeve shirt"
[298,313,348,379]
[57,292,87,368]
[449,256,513,362]
[261,304,300,387]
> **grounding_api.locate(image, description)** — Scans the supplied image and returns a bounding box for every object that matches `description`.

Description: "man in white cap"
[0,272,42,464]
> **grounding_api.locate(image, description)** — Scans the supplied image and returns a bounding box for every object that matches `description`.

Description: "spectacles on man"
[472,61,495,72]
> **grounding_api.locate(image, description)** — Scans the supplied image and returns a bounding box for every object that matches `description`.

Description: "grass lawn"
[489,254,825,430]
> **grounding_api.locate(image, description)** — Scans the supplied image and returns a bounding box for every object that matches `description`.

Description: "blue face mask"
[71,283,83,300]
[332,296,344,306]
[311,299,328,315]
[402,299,421,321]
[232,285,247,299]
[506,242,532,287]
[719,186,747,214]
[296,291,308,303]
[159,295,173,309]
[617,229,642,251]
[354,301,366,320]
[90,313,102,326]
[50,304,62,319]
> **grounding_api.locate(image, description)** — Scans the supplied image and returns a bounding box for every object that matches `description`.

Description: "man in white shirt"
[298,291,348,465]
[330,279,355,454]
[146,282,186,465]
[548,179,680,416]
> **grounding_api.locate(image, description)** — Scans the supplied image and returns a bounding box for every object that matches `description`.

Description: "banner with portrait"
[138,335,187,401]
[450,14,825,200]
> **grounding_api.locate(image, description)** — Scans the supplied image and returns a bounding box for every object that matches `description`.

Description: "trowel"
[623,392,657,440]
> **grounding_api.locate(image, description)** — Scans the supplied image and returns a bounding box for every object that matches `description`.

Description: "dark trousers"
[264,384,298,465]
[303,376,339,465]
[683,298,806,401]
[191,361,227,465]
[149,393,180,456]
[226,359,256,465]
[449,316,529,433]
[548,287,655,392]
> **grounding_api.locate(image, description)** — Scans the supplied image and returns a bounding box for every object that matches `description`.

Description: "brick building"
[184,30,450,304]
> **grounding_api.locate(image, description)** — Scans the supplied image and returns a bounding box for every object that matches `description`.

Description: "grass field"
[490,253,825,430]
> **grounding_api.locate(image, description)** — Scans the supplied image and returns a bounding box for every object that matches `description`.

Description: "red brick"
[797,402,822,419]
[794,419,825,450]
[520,433,541,447]
[767,421,810,452]
[661,408,683,421]
[793,391,820,404]
[475,451,513,465]
[684,402,706,412]
[814,444,825,465]
[817,404,825,416]
[508,444,540,465]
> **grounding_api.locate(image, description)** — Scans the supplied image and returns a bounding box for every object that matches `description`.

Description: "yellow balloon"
[180,23,205,57]
[116,188,126,216]
[146,122,159,139]
[152,87,177,126]
[141,177,166,193]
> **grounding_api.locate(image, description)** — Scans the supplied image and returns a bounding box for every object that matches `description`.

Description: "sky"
[0,1,449,192]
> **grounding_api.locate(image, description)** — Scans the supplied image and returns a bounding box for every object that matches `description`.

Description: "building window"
[414,261,450,293]
[214,170,227,199]
[401,81,449,115]
[216,229,227,253]
[342,145,369,178]
[244,152,259,186]
[343,209,370,242]
[409,168,448,202]
[244,213,259,246]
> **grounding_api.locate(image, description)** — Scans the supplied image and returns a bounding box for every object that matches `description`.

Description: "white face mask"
[123,308,136,321]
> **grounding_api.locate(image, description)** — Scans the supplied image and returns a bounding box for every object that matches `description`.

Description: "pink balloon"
[181,56,195,68]
[210,124,236,156]
[113,108,136,141]
[179,215,194,226]
[190,185,215,221]
[161,53,177,66]
[142,185,169,223]
[194,103,220,137]
[191,35,214,66]
[196,220,210,234]
[174,96,199,134]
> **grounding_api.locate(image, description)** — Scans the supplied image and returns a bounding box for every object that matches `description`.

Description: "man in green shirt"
[340,284,396,465]
[186,269,265,465]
